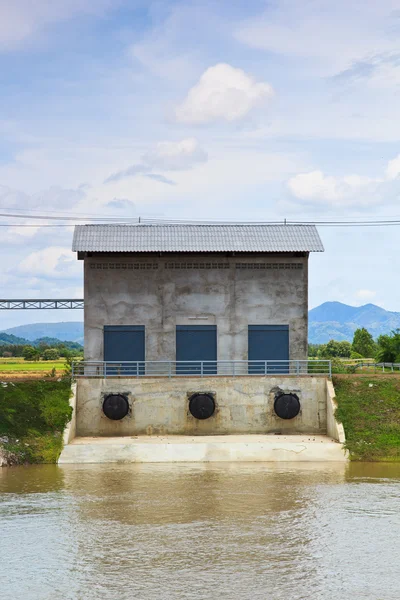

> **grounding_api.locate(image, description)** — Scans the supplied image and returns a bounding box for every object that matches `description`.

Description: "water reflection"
[1,462,399,600]
[0,463,65,494]
[60,462,348,525]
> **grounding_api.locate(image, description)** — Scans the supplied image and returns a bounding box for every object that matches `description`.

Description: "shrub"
[330,358,356,374]
[0,380,72,442]
[22,346,40,361]
[42,348,60,361]
[319,340,352,358]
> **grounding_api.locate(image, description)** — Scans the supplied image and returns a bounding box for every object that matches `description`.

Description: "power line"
[3,215,400,227]
[0,223,76,227]
[0,211,138,221]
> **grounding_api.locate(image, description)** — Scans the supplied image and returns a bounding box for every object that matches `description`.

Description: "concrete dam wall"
[75,376,329,437]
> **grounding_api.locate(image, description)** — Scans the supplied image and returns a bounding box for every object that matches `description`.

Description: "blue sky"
[1,0,400,329]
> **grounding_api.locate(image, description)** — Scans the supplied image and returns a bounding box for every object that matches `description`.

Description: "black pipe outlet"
[103,394,129,420]
[189,393,215,420]
[274,393,300,420]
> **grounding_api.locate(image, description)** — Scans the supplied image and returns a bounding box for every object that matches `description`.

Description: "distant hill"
[0,332,31,346]
[33,337,83,350]
[0,331,83,349]
[309,302,400,343]
[2,322,84,344]
[1,305,399,347]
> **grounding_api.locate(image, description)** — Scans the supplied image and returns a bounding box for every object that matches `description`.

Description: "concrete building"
[59,223,348,462]
[73,223,324,367]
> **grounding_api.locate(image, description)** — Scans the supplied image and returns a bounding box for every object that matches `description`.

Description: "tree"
[352,328,376,358]
[22,345,40,361]
[308,343,321,358]
[319,339,352,358]
[42,348,60,361]
[375,330,400,363]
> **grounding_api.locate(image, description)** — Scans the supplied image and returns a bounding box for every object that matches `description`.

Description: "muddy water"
[0,462,399,600]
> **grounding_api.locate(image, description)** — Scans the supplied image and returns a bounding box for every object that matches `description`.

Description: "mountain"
[309,302,400,344]
[2,322,84,344]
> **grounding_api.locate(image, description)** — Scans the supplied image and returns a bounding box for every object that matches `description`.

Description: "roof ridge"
[79,223,316,228]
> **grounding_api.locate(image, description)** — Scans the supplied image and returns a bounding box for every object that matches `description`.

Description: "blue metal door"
[248,325,289,374]
[176,325,217,375]
[104,326,145,375]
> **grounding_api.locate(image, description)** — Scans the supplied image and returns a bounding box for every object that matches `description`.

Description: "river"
[1,462,399,600]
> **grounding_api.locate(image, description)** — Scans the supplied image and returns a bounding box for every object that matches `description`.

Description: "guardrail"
[353,362,400,373]
[72,360,332,378]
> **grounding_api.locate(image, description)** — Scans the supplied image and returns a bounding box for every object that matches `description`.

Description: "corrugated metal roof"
[72,224,324,253]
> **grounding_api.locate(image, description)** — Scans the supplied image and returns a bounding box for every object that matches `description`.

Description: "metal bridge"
[0,299,84,310]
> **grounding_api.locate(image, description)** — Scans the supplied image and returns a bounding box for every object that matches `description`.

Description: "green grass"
[0,361,64,372]
[334,376,400,461]
[0,380,72,463]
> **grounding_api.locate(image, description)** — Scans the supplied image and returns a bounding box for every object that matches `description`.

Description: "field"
[0,358,65,376]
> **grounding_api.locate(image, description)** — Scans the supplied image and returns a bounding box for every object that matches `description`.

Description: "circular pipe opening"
[274,393,300,420]
[102,394,129,421]
[189,393,216,420]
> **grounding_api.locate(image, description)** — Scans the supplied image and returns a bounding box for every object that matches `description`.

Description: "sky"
[1,0,400,329]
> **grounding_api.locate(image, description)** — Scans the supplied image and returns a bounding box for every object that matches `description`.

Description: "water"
[1,463,399,600]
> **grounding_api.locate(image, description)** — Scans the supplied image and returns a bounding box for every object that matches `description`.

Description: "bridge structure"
[0,299,84,310]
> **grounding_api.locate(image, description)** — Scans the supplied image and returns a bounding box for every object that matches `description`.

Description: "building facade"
[73,223,323,366]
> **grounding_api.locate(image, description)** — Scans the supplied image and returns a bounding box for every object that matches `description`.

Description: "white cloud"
[355,289,377,301]
[174,63,274,124]
[235,0,400,76]
[5,226,41,240]
[0,183,85,211]
[17,246,81,279]
[287,171,380,206]
[287,154,400,207]
[129,2,205,81]
[0,0,119,50]
[131,39,194,82]
[386,155,400,180]
[105,138,208,183]
[142,138,208,171]
[105,198,136,211]
[0,184,87,244]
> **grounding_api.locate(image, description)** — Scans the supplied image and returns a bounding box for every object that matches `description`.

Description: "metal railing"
[72,359,331,378]
[353,362,400,373]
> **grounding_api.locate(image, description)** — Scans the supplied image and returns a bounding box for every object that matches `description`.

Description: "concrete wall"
[62,383,77,446]
[83,252,309,362]
[326,380,346,444]
[75,376,327,437]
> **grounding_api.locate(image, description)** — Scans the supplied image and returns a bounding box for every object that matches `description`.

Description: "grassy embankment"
[0,380,72,464]
[334,375,400,461]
